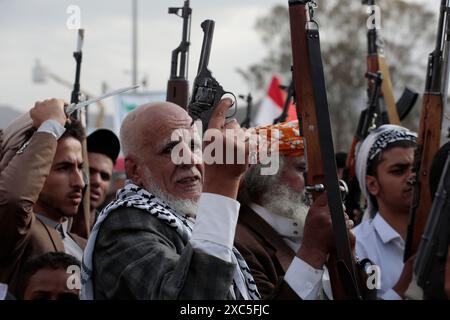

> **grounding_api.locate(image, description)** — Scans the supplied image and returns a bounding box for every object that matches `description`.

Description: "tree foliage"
[239,0,436,151]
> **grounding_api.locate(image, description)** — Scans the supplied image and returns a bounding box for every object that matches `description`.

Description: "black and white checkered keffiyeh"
[81,181,260,300]
[367,127,417,161]
[355,124,417,219]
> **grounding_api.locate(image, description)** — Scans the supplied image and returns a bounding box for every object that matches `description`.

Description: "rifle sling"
[306,27,362,299]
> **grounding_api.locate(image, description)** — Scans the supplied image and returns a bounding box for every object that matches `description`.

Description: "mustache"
[175,168,202,180]
[68,189,83,198]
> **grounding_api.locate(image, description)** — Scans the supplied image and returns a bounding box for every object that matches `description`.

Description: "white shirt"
[190,193,240,263]
[190,193,243,299]
[189,195,325,299]
[353,213,404,300]
[249,203,325,300]
[0,283,7,300]
[37,119,66,139]
[35,214,84,262]
[249,203,303,252]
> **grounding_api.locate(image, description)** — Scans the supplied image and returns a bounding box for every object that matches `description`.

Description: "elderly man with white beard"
[81,99,266,300]
[80,102,348,300]
[235,121,347,299]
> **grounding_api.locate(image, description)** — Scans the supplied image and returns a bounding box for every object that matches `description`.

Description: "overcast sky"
[0,0,284,114]
[0,0,441,117]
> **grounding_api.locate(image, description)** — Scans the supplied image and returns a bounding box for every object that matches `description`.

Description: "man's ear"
[125,157,143,186]
[366,175,380,197]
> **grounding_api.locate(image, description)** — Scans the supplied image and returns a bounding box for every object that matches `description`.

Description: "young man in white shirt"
[353,124,417,299]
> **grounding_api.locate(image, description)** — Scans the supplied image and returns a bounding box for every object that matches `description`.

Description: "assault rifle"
[344,0,419,216]
[273,80,294,124]
[69,29,91,237]
[363,0,418,124]
[288,0,376,300]
[166,0,192,109]
[414,149,450,300]
[239,93,253,128]
[404,0,450,261]
[71,29,84,108]
[344,72,383,218]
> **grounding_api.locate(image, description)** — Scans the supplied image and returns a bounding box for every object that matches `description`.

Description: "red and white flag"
[254,76,296,126]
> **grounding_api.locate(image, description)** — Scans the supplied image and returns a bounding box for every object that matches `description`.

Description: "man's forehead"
[54,138,83,162]
[88,152,114,165]
[153,123,199,147]
[153,114,192,132]
[379,147,414,163]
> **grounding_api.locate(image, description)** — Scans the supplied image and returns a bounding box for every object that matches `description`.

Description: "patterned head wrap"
[253,120,304,157]
[355,124,417,218]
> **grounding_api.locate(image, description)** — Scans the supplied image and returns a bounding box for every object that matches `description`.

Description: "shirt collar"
[249,202,303,241]
[372,213,402,244]
[35,214,69,236]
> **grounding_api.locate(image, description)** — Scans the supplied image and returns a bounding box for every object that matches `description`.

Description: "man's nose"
[179,144,197,167]
[72,168,86,189]
[407,170,416,186]
[90,171,101,187]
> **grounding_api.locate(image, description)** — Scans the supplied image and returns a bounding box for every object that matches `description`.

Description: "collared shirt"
[249,202,324,300]
[35,214,84,262]
[249,203,303,252]
[353,213,404,300]
[181,195,326,300]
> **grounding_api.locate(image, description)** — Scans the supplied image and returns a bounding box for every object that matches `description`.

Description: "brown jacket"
[234,204,299,299]
[0,115,86,295]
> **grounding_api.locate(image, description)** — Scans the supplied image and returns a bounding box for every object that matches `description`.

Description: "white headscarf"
[355,124,417,219]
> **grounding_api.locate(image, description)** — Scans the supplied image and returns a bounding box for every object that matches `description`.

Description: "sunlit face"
[88,152,114,211]
[366,147,415,214]
[136,112,204,202]
[23,268,79,300]
[35,137,85,221]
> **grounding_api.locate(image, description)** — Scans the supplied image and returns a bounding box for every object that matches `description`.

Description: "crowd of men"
[0,96,449,301]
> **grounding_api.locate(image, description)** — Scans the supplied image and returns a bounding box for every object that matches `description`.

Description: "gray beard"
[142,168,199,217]
[261,183,309,229]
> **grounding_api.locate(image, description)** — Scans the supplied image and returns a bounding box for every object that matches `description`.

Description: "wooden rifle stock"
[345,137,358,179]
[405,0,449,260]
[364,0,419,124]
[288,2,323,192]
[288,0,375,300]
[365,1,400,125]
[405,94,443,259]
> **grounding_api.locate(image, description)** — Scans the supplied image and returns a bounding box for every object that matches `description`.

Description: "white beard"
[142,168,198,217]
[261,183,309,230]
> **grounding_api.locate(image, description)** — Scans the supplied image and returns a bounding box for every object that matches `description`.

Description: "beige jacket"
[0,113,86,295]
